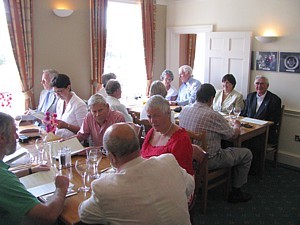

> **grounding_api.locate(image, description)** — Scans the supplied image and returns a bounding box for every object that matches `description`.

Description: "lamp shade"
[255,36,278,43]
[53,9,74,17]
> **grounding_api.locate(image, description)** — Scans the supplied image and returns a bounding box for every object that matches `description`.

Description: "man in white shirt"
[97,73,116,98]
[78,123,194,225]
[105,79,133,122]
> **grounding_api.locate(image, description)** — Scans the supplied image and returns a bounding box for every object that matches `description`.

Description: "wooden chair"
[187,130,231,214]
[266,105,285,167]
[130,112,152,146]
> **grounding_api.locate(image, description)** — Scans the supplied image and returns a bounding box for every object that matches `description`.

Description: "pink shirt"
[77,109,125,146]
[141,128,194,175]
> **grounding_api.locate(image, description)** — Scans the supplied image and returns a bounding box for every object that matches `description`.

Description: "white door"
[205,32,252,98]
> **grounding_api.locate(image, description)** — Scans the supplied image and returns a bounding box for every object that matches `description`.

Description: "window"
[0,1,25,116]
[104,1,147,101]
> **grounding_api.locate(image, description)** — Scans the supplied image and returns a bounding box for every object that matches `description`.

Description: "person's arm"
[26,175,69,223]
[56,119,81,134]
[231,119,241,139]
[14,164,50,178]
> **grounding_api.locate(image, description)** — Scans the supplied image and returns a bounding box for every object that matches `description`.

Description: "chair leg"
[274,151,278,168]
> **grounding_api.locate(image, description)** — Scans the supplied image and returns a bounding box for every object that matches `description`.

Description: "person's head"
[103,123,140,168]
[0,112,18,158]
[41,69,58,90]
[160,69,174,87]
[149,80,167,98]
[254,75,269,96]
[88,94,110,125]
[222,74,236,93]
[51,74,71,100]
[145,95,171,133]
[102,73,117,88]
[105,79,122,99]
[196,83,216,106]
[179,65,193,83]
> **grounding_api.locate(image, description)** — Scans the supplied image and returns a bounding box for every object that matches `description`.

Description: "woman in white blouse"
[212,74,244,113]
[51,74,88,138]
[160,69,178,101]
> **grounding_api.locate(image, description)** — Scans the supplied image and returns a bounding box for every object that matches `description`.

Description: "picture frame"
[279,52,300,73]
[256,51,278,72]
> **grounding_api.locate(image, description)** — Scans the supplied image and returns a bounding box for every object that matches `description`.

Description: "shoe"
[228,190,252,203]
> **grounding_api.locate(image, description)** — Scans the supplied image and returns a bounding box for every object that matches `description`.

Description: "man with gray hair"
[105,79,132,122]
[97,73,117,98]
[77,93,125,147]
[170,65,201,106]
[0,112,69,224]
[79,123,194,224]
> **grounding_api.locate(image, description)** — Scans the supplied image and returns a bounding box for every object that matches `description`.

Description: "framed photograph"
[256,51,278,71]
[279,52,300,73]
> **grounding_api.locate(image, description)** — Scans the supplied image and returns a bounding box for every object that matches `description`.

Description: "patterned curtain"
[90,0,107,94]
[3,0,34,109]
[141,0,156,96]
[187,34,197,69]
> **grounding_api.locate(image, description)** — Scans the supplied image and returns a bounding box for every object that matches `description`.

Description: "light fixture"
[255,36,278,43]
[52,9,74,17]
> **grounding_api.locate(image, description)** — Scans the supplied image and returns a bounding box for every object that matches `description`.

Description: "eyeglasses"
[255,82,266,85]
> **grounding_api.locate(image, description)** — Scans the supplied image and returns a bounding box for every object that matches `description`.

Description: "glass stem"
[82,173,87,188]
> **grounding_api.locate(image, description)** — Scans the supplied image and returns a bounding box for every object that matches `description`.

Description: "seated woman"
[160,69,178,101]
[212,74,244,113]
[51,74,88,138]
[141,95,193,175]
[140,80,175,123]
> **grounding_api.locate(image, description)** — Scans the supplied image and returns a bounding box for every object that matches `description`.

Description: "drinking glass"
[226,105,233,117]
[233,106,241,119]
[35,138,47,165]
[88,148,103,179]
[75,159,90,192]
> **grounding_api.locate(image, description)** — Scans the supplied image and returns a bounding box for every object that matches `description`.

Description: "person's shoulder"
[267,90,281,100]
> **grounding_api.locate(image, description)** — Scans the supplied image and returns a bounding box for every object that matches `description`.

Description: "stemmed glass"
[226,105,233,118]
[75,159,90,192]
[233,106,241,119]
[35,138,47,165]
[88,148,103,179]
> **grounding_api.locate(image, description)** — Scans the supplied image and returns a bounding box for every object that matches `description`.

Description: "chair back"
[186,130,207,151]
[130,112,152,146]
[275,105,285,145]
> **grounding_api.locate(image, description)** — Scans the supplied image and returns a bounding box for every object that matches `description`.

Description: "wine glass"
[226,105,233,117]
[35,138,47,165]
[75,159,90,192]
[233,106,241,119]
[88,148,103,179]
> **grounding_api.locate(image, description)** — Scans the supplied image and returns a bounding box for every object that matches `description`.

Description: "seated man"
[0,112,69,224]
[78,123,194,224]
[97,72,116,98]
[169,65,201,106]
[179,83,253,203]
[105,79,133,122]
[77,94,125,147]
[241,75,281,173]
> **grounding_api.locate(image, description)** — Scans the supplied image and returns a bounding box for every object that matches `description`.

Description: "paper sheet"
[241,117,268,125]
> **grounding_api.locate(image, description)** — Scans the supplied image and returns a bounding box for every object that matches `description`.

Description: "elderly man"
[77,94,125,147]
[37,69,59,113]
[179,83,253,203]
[97,73,117,98]
[78,123,194,224]
[242,75,281,144]
[105,79,133,122]
[0,112,69,224]
[241,75,281,174]
[170,65,201,106]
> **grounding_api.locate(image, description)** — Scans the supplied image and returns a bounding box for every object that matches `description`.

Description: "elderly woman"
[140,81,175,123]
[160,69,178,101]
[212,74,244,113]
[51,74,88,138]
[77,94,125,147]
[141,95,193,175]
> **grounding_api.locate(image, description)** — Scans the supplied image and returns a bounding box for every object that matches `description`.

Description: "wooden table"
[20,141,110,225]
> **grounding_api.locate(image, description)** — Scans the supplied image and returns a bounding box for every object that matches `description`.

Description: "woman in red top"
[141,95,194,175]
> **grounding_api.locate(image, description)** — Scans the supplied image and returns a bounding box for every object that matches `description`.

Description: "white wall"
[166,0,300,167]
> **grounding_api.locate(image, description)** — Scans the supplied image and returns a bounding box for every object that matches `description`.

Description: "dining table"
[18,140,111,225]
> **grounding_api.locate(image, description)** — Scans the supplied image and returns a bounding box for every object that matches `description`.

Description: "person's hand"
[169,101,177,106]
[232,119,241,127]
[32,164,50,173]
[55,119,68,129]
[55,175,69,190]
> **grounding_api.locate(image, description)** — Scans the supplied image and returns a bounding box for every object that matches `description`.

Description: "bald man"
[79,123,194,225]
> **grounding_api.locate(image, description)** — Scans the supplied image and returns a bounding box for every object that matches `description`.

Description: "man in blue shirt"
[170,65,201,106]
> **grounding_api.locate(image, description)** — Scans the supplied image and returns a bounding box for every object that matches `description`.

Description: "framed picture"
[279,52,300,73]
[256,51,278,71]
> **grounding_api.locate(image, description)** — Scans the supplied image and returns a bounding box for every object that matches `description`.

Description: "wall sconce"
[255,36,278,43]
[53,9,74,17]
